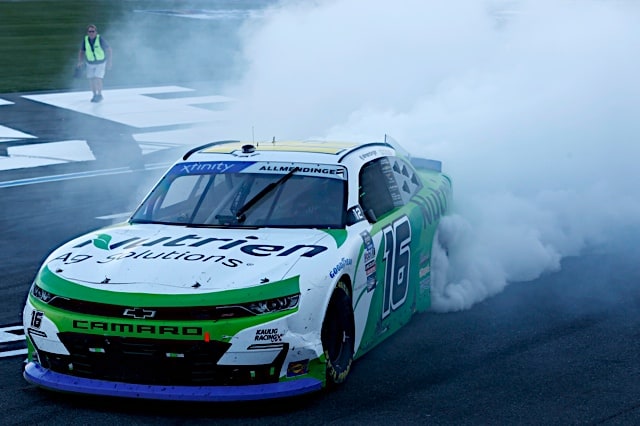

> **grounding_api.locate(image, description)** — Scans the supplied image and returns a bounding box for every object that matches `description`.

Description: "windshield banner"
[170,161,347,179]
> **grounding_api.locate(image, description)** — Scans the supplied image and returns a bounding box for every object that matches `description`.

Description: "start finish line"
[0,85,233,172]
[0,324,27,358]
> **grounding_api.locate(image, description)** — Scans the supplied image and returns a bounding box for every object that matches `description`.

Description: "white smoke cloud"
[222,0,640,311]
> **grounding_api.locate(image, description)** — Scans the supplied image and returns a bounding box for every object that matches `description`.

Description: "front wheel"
[321,281,355,387]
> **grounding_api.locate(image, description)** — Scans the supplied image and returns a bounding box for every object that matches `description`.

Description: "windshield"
[130,161,347,228]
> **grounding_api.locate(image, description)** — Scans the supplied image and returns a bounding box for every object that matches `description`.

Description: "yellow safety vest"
[84,35,105,62]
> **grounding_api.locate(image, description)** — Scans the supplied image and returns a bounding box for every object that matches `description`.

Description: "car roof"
[182,139,396,164]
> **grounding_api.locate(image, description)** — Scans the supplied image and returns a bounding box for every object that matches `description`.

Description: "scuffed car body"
[23,137,452,401]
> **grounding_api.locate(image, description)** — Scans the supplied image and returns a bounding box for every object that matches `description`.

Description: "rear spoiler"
[410,157,442,173]
[383,135,443,173]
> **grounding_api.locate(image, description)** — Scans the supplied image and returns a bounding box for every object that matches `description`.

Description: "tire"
[321,281,355,387]
[429,223,452,312]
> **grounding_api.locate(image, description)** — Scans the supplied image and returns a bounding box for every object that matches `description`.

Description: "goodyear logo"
[329,257,353,278]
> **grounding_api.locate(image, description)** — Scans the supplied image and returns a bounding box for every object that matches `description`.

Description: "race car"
[22,136,452,401]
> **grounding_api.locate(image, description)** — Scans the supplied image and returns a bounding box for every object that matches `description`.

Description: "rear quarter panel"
[352,167,452,359]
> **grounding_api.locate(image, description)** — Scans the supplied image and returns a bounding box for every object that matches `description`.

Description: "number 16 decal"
[382,216,411,319]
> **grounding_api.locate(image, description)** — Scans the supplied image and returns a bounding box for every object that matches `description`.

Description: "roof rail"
[182,140,241,160]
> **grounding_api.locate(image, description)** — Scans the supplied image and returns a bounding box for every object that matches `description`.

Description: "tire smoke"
[226,0,640,311]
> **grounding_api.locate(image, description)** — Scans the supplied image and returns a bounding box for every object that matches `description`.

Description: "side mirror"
[364,208,377,223]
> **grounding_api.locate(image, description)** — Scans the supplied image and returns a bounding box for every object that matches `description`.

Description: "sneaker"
[95,94,103,102]
[90,95,97,102]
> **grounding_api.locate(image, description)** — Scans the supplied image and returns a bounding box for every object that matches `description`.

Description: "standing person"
[77,24,112,103]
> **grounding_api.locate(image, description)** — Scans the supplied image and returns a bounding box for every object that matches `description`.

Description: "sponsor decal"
[329,257,353,279]
[93,234,111,250]
[51,250,243,268]
[97,250,243,266]
[175,161,346,179]
[366,275,377,293]
[78,234,327,258]
[258,164,344,176]
[360,231,377,292]
[381,216,412,319]
[418,256,431,293]
[254,328,283,342]
[365,260,376,276]
[123,308,156,319]
[348,205,365,223]
[419,276,431,293]
[359,150,377,160]
[287,359,309,377]
[173,161,250,175]
[73,320,202,336]
[54,234,330,268]
[419,265,430,278]
[361,231,376,262]
[413,182,450,225]
[29,311,44,328]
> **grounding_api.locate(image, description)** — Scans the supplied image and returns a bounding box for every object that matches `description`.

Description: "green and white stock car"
[22,137,452,401]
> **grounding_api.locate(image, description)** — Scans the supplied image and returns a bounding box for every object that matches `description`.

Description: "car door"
[356,155,428,353]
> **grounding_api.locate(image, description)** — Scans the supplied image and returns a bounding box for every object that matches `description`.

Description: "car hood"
[40,223,337,295]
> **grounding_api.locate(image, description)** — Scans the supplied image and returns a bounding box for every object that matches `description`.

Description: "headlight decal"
[36,265,300,307]
[246,294,299,315]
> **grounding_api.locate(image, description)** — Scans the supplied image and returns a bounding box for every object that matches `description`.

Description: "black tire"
[321,281,355,387]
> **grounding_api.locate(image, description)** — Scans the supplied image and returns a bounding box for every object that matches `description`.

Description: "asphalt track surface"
[1,88,640,425]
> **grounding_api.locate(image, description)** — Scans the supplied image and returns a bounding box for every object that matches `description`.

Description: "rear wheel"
[321,281,355,387]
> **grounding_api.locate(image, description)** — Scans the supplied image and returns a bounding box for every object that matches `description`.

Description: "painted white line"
[0,162,169,189]
[0,140,95,171]
[0,325,24,342]
[134,122,229,147]
[3,86,232,170]
[1,85,235,176]
[96,212,132,220]
[137,141,185,155]
[23,86,232,128]
[0,125,35,140]
[0,325,27,358]
[0,349,27,358]
[136,9,252,20]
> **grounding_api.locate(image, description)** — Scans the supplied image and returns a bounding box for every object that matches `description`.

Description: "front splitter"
[24,362,323,401]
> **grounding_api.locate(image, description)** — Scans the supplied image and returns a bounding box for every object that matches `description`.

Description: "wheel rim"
[322,285,354,383]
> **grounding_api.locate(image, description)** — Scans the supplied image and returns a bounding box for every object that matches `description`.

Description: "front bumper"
[24,362,322,401]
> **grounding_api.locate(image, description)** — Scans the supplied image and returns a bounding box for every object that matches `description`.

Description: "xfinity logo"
[123,308,156,319]
[180,162,239,174]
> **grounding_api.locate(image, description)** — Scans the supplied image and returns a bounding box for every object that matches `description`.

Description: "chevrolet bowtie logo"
[123,307,156,319]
